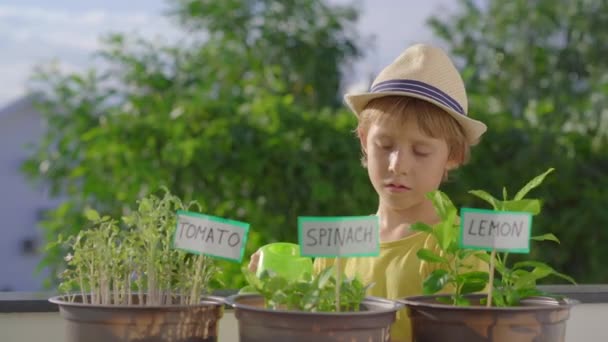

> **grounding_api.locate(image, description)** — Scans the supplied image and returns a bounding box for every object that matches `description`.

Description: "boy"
[251,43,487,341]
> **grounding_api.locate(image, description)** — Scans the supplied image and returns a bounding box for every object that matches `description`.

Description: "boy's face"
[360,116,457,212]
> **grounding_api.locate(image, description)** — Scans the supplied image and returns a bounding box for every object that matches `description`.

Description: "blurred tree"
[170,0,362,109]
[23,0,374,289]
[430,0,608,283]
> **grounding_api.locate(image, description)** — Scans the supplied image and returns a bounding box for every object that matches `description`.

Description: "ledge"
[538,285,608,304]
[0,292,58,313]
[0,289,239,313]
[1,285,607,313]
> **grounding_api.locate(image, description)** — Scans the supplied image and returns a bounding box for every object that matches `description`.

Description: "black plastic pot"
[49,295,224,342]
[401,294,577,342]
[225,294,402,342]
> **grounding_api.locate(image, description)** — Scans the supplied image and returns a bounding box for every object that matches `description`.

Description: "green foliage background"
[432,0,608,284]
[23,0,608,289]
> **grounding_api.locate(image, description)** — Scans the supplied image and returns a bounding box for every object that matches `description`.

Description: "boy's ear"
[443,159,460,182]
[446,159,459,171]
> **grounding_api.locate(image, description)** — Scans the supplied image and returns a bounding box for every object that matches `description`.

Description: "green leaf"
[302,289,320,311]
[505,289,521,306]
[531,233,560,243]
[491,288,506,307]
[427,190,456,220]
[458,271,489,294]
[468,190,500,210]
[436,296,452,305]
[258,269,273,282]
[514,263,576,285]
[454,296,471,306]
[84,208,100,222]
[511,261,575,287]
[476,252,509,275]
[475,252,491,263]
[435,209,458,251]
[517,288,544,299]
[122,214,136,226]
[500,199,541,215]
[411,222,433,234]
[242,267,262,289]
[417,248,448,263]
[512,260,552,270]
[459,271,489,282]
[316,265,335,289]
[514,269,551,290]
[461,280,487,295]
[238,285,259,294]
[423,269,450,294]
[264,276,289,294]
[514,168,555,200]
[270,290,288,306]
[551,271,577,285]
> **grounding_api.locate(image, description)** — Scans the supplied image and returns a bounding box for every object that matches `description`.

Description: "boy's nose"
[388,150,411,174]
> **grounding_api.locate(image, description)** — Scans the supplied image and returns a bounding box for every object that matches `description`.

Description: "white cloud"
[0,59,85,104]
[0,1,457,107]
[79,10,108,26]
[0,5,177,50]
[0,62,30,104]
[340,0,454,93]
[344,80,370,95]
[0,4,180,106]
[0,5,158,28]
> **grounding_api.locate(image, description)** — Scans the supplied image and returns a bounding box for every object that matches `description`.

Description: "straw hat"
[345,43,487,144]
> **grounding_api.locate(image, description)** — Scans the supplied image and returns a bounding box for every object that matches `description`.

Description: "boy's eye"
[414,149,431,157]
[375,139,393,150]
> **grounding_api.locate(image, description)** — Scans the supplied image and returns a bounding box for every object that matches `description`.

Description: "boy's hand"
[248,250,261,273]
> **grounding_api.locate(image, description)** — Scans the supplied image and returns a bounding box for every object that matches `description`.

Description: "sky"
[0,0,455,108]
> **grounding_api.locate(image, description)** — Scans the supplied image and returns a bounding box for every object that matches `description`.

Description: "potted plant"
[401,168,577,342]
[225,265,403,342]
[49,189,224,342]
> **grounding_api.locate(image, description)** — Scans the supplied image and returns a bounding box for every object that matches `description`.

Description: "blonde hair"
[357,96,470,167]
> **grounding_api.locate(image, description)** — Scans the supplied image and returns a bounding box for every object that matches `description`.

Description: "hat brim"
[344,91,487,145]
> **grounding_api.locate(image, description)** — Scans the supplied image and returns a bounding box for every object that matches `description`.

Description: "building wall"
[0,97,61,291]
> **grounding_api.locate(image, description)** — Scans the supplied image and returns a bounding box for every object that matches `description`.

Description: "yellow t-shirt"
[313,231,481,342]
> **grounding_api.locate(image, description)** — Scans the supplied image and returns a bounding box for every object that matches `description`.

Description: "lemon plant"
[413,168,575,306]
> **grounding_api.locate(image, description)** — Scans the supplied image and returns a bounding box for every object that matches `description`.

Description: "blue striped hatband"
[370,79,465,116]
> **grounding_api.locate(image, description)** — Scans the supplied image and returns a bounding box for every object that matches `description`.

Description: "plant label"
[298,216,379,257]
[173,210,250,262]
[460,208,532,253]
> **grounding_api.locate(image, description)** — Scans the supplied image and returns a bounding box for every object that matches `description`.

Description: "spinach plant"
[57,189,218,306]
[413,168,575,306]
[242,266,371,312]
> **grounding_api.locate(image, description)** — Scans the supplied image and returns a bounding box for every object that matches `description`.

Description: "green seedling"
[58,188,218,306]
